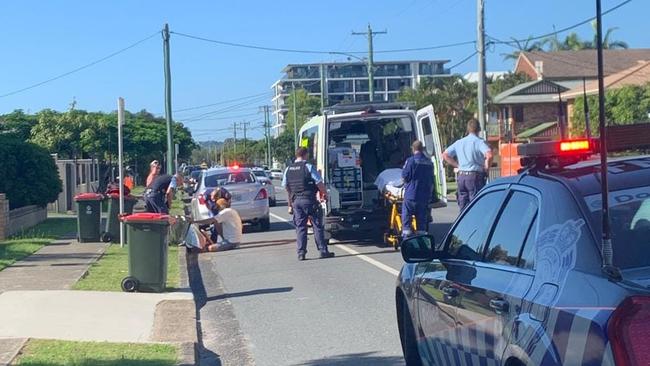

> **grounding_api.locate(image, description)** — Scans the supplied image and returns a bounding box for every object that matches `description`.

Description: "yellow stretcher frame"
[383,192,416,251]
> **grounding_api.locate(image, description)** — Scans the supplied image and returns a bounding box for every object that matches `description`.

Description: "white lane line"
[333,244,400,276]
[269,212,400,277]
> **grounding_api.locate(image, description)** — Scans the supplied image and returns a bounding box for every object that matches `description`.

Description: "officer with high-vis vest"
[282,147,335,261]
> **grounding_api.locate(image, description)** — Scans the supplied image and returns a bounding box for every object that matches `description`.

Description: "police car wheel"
[121,277,138,293]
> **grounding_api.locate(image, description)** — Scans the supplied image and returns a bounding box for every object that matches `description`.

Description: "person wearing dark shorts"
[144,173,182,214]
[442,119,493,212]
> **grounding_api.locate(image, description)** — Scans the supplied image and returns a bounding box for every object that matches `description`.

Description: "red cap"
[74,193,104,201]
[120,212,170,223]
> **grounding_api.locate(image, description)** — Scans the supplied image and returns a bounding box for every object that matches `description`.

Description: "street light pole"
[477,0,487,138]
[163,23,175,174]
[292,82,298,151]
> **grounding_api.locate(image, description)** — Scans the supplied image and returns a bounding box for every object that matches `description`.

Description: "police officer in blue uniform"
[442,118,493,211]
[283,147,335,261]
[401,140,434,237]
[144,173,182,214]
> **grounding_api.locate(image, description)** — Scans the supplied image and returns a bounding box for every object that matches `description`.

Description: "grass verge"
[15,339,177,366]
[73,244,179,292]
[0,217,77,272]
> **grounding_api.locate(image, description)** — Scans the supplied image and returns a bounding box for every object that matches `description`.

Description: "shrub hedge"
[0,136,62,209]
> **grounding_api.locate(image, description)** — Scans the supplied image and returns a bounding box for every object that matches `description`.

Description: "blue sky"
[1,0,647,141]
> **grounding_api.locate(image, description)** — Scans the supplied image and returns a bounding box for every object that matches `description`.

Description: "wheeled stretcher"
[375,169,417,251]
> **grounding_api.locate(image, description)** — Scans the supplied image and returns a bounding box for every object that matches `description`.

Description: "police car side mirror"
[401,234,438,263]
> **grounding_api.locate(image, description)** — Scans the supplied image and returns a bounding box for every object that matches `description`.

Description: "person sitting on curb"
[199,198,242,252]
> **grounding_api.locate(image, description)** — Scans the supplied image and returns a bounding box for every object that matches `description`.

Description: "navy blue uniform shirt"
[402,152,434,201]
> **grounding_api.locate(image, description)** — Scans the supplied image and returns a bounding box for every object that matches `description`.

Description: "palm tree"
[584,21,629,49]
[501,36,546,61]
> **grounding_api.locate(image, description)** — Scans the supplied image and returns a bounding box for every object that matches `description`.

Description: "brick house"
[489,49,650,143]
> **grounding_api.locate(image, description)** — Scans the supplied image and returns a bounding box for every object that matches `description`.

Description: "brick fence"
[0,194,47,241]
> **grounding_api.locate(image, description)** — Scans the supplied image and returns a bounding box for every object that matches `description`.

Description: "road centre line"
[268,213,400,277]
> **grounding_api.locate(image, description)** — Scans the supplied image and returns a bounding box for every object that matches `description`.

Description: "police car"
[395,135,650,365]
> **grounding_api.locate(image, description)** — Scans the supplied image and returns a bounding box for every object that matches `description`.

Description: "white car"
[251,168,276,206]
[190,167,270,231]
[270,168,284,180]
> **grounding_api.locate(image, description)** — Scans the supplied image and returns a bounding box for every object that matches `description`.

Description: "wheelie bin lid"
[120,212,171,224]
[74,193,104,201]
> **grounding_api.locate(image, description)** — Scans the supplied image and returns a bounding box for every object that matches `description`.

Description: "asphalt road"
[188,184,459,366]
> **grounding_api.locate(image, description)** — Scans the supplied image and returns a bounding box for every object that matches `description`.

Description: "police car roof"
[542,155,650,197]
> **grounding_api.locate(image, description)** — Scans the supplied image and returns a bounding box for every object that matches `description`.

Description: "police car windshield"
[585,185,650,269]
[204,172,255,187]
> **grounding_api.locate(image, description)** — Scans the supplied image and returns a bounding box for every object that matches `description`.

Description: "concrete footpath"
[0,233,197,365]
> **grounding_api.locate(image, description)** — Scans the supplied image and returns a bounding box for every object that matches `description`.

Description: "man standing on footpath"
[442,119,493,211]
[283,147,335,261]
[144,172,182,214]
[401,140,434,238]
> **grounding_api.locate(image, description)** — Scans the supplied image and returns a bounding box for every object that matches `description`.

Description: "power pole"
[233,122,238,159]
[352,24,386,102]
[292,82,298,150]
[477,0,487,138]
[319,64,326,110]
[163,23,174,174]
[241,121,250,153]
[260,105,272,168]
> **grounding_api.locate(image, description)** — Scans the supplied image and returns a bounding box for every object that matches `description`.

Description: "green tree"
[284,89,321,136]
[501,36,546,61]
[488,72,532,97]
[0,110,38,140]
[272,130,296,165]
[571,84,650,136]
[399,76,477,148]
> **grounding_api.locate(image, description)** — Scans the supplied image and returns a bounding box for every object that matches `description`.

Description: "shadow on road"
[206,286,293,302]
[296,352,404,366]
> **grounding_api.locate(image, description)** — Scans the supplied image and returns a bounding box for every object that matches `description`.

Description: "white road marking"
[333,244,400,277]
[269,212,400,277]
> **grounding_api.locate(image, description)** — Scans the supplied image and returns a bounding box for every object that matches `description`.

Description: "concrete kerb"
[0,338,27,366]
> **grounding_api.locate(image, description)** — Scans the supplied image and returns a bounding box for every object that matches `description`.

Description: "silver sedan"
[190,167,270,231]
[251,168,277,206]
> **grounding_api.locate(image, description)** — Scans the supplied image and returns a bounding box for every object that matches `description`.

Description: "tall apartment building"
[271,60,450,136]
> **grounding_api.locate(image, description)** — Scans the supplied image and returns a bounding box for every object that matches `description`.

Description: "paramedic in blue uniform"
[401,140,434,237]
[144,173,182,214]
[283,147,335,261]
[442,118,493,211]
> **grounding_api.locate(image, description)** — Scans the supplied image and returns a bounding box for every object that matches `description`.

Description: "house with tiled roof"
[489,49,650,143]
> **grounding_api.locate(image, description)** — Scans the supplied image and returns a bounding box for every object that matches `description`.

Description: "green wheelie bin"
[120,213,171,293]
[101,193,138,243]
[73,193,104,242]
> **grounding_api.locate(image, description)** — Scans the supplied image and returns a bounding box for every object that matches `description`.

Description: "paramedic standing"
[283,147,335,261]
[442,118,493,211]
[401,140,434,237]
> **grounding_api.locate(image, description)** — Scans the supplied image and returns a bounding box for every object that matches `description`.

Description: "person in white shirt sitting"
[201,198,243,252]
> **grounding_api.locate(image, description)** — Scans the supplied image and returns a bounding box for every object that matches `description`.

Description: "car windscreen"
[584,185,650,269]
[252,171,266,177]
[204,172,255,187]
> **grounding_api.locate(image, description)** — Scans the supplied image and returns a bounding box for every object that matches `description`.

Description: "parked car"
[396,140,650,365]
[270,169,284,180]
[251,167,276,206]
[190,167,270,231]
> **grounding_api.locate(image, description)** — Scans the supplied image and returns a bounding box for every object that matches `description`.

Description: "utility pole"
[476,0,487,138]
[353,24,386,102]
[319,64,326,110]
[260,105,272,168]
[233,122,238,159]
[292,81,298,150]
[117,97,125,248]
[162,23,174,174]
[241,121,250,153]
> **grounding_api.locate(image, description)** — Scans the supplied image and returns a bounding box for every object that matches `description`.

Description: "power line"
[170,30,475,55]
[0,31,160,98]
[448,51,478,70]
[490,0,633,45]
[173,92,271,113]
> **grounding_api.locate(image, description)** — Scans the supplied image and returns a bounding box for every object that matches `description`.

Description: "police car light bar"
[518,138,596,158]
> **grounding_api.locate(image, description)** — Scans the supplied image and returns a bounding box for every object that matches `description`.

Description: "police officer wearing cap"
[442,118,493,211]
[282,147,335,261]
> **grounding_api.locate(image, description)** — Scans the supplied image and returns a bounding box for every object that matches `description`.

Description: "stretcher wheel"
[121,277,139,292]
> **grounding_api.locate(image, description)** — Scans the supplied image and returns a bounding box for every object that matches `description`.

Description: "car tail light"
[198,194,206,205]
[608,296,650,366]
[255,189,268,200]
